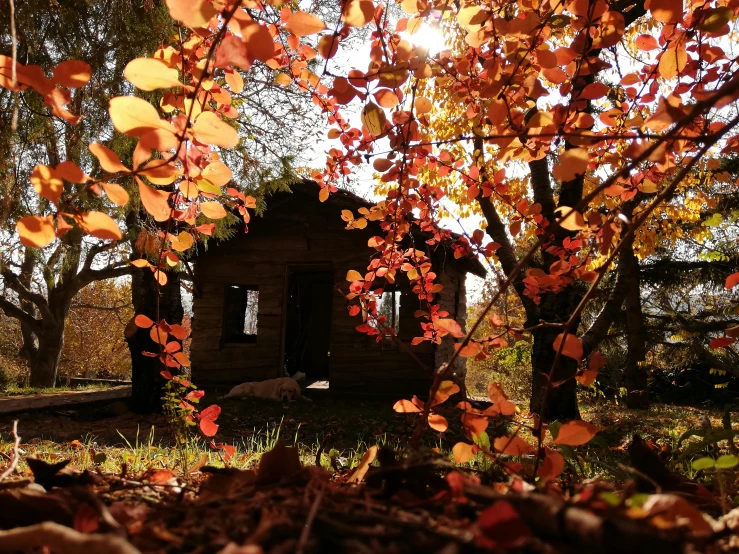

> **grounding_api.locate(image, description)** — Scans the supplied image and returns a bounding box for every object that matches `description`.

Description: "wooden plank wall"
[191,191,465,395]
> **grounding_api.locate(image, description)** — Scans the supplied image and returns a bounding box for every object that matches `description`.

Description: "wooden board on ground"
[0,386,132,415]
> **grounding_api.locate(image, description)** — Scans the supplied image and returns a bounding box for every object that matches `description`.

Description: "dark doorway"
[283,269,333,382]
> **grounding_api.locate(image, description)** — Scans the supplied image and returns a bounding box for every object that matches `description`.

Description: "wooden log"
[0,386,132,415]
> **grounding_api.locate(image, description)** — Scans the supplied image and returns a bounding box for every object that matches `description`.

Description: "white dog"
[219,376,310,402]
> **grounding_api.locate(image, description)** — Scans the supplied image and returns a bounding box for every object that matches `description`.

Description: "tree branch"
[0,297,41,332]
[0,270,52,321]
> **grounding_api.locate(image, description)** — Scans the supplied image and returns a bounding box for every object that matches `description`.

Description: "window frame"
[221,284,259,347]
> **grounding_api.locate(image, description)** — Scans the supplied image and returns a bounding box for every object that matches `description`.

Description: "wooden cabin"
[189,180,485,395]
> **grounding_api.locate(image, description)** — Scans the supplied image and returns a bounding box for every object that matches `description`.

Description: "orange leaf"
[373,158,393,172]
[393,399,422,413]
[576,369,598,387]
[153,269,168,286]
[101,183,129,206]
[462,413,489,438]
[75,211,122,240]
[431,380,460,406]
[30,165,63,204]
[285,11,326,36]
[173,351,190,367]
[192,111,239,148]
[165,0,217,28]
[225,71,244,94]
[56,161,89,184]
[552,148,588,182]
[436,318,465,338]
[537,449,565,480]
[201,161,232,186]
[150,326,168,345]
[109,96,169,137]
[641,494,714,538]
[169,323,189,340]
[551,420,599,446]
[242,22,276,63]
[130,259,149,268]
[52,60,91,88]
[17,215,55,248]
[635,34,659,51]
[124,58,181,91]
[452,442,477,464]
[493,435,534,456]
[134,314,154,328]
[553,333,583,361]
[428,413,448,432]
[343,0,374,26]
[200,201,227,219]
[89,143,129,173]
[648,0,683,22]
[487,382,516,416]
[317,35,339,59]
[346,269,363,282]
[137,177,171,222]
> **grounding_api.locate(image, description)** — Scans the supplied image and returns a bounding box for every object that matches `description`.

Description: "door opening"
[283,269,333,387]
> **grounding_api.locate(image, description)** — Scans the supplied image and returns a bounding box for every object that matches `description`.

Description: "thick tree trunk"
[28,323,65,387]
[530,289,582,422]
[623,246,649,409]
[127,261,183,413]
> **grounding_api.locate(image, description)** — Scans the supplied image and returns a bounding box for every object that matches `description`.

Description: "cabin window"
[375,289,400,335]
[222,285,259,344]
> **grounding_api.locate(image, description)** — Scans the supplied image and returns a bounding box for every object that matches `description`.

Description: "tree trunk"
[530,288,582,422]
[28,323,65,387]
[127,261,183,413]
[622,245,649,409]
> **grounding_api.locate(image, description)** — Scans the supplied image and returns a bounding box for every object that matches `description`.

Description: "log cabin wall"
[190,187,468,395]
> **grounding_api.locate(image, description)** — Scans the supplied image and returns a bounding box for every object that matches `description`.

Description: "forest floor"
[1,397,738,553]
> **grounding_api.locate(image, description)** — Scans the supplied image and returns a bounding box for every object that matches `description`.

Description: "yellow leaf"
[201,161,232,186]
[346,269,363,281]
[275,73,292,86]
[554,206,587,231]
[109,96,169,137]
[225,71,244,94]
[124,58,182,91]
[361,101,387,136]
[200,201,227,219]
[192,111,239,148]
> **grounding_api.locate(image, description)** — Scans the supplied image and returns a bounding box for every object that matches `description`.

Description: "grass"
[0,383,114,396]
[1,395,737,489]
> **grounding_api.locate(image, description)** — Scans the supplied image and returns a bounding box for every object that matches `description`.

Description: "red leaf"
[551,420,599,446]
[200,404,221,422]
[160,370,173,380]
[726,272,739,289]
[710,337,736,349]
[476,501,531,550]
[200,418,219,437]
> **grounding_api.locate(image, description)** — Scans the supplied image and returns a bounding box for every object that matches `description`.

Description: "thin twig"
[296,487,324,554]
[0,420,21,482]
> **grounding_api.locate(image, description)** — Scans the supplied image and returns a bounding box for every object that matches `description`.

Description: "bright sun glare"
[402,23,448,56]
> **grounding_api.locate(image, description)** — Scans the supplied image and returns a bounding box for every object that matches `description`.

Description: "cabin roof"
[205,179,486,278]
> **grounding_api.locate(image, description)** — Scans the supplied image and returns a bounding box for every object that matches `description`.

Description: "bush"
[466,340,532,403]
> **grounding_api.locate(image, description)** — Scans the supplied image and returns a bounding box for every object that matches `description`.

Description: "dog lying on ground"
[219,377,310,402]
